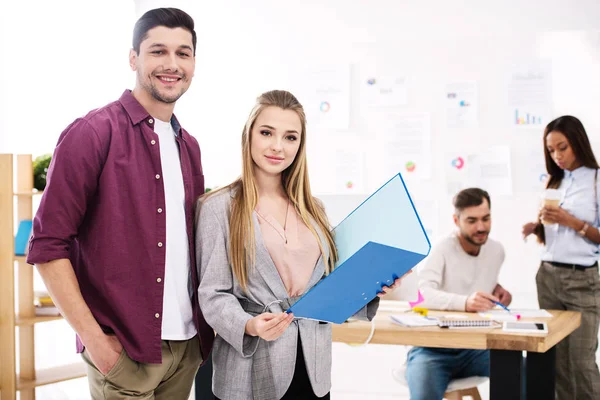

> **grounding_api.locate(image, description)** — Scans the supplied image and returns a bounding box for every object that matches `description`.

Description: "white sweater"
[419,234,505,311]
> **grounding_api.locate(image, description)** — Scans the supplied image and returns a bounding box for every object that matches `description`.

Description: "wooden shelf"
[14,255,27,263]
[2,155,61,399]
[17,362,87,390]
[16,315,63,326]
[14,191,43,197]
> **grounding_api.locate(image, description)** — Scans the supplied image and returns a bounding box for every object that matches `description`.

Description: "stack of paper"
[507,309,553,318]
[479,312,519,322]
[479,309,553,321]
[390,315,438,327]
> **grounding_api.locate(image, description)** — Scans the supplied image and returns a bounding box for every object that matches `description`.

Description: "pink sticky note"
[409,290,424,308]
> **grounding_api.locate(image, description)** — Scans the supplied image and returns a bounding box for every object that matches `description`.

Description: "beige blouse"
[256,200,321,297]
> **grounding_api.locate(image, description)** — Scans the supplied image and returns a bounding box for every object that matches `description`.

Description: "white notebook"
[438,319,500,329]
[390,315,438,327]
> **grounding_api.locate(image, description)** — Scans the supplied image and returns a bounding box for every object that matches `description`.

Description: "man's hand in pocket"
[85,333,123,375]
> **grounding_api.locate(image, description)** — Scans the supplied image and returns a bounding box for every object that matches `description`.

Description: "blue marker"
[492,300,511,313]
[492,300,521,319]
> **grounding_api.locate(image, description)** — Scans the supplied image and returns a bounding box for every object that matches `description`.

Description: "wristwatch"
[578,222,590,237]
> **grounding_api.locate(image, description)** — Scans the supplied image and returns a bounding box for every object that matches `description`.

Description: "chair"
[392,365,487,400]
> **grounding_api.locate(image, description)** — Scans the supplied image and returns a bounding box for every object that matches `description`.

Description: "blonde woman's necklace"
[256,201,290,244]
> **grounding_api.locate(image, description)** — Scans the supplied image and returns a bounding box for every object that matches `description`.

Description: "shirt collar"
[564,165,592,180]
[118,89,186,140]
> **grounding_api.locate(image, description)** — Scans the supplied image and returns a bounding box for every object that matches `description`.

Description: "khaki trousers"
[536,262,600,400]
[82,336,202,400]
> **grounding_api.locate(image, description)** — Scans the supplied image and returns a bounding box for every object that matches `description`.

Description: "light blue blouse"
[541,166,600,266]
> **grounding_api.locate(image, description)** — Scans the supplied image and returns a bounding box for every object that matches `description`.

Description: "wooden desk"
[332,309,581,400]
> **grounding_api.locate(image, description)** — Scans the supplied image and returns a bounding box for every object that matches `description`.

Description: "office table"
[332,309,581,399]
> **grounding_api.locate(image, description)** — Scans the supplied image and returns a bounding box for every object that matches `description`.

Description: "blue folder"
[287,173,431,323]
[15,220,33,256]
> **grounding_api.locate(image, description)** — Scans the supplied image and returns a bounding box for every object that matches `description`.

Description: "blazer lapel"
[305,219,330,290]
[228,189,290,299]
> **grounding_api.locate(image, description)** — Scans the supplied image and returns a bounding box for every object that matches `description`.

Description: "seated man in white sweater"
[405,188,512,400]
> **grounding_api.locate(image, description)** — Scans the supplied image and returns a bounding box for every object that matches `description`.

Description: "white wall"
[2,1,600,399]
[0,0,136,155]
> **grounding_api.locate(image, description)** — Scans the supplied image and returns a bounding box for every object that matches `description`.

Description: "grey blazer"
[196,189,378,400]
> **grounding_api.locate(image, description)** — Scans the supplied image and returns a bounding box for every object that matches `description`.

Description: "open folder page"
[287,173,431,323]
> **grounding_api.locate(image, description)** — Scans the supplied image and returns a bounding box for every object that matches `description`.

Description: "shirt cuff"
[26,239,71,265]
[451,295,469,312]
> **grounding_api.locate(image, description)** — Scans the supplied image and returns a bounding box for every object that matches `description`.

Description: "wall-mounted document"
[292,65,350,130]
[309,136,366,195]
[468,145,513,196]
[446,81,478,129]
[366,112,432,188]
[287,173,431,323]
[445,146,513,197]
[508,61,553,128]
[358,65,409,109]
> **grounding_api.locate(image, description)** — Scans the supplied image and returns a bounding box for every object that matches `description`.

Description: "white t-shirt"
[154,118,196,340]
[418,233,505,311]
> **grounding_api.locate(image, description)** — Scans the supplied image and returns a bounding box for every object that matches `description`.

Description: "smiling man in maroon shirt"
[26,8,213,399]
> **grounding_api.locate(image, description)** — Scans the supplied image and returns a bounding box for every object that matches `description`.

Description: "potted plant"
[33,154,52,191]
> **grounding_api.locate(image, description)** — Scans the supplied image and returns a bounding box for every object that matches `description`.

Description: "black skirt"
[215,334,330,400]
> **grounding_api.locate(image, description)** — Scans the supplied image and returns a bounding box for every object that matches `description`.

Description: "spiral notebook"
[438,319,500,329]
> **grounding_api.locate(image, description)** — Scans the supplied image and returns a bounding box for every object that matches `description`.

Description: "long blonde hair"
[211,90,337,290]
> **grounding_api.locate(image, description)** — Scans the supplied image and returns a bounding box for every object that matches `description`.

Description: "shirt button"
[158,242,163,247]
[157,208,163,213]
[155,174,161,180]
[151,140,156,145]
[155,313,160,318]
[157,277,162,283]
[148,118,154,124]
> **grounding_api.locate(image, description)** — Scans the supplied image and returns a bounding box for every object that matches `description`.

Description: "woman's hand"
[377,270,413,298]
[540,206,576,228]
[245,312,294,341]
[522,222,538,239]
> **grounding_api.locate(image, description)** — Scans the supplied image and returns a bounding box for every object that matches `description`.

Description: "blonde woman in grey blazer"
[195,90,404,400]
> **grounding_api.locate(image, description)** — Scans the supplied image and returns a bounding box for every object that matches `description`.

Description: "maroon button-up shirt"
[27,90,214,364]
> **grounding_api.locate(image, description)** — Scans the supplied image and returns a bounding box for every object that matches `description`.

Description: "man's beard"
[140,72,188,104]
[463,230,489,246]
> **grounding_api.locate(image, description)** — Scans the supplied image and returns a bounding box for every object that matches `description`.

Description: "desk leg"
[490,350,523,400]
[194,354,213,399]
[526,347,556,399]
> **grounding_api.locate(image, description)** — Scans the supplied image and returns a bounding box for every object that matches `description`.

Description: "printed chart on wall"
[445,146,513,197]
[508,61,553,129]
[445,81,478,129]
[469,146,513,196]
[307,135,366,195]
[357,65,409,109]
[366,112,432,189]
[512,142,548,192]
[292,65,350,130]
[445,152,469,197]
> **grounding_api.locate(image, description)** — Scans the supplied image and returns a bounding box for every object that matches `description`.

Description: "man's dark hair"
[453,188,491,214]
[132,8,196,55]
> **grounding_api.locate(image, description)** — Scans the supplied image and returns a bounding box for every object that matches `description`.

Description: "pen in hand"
[492,300,510,312]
